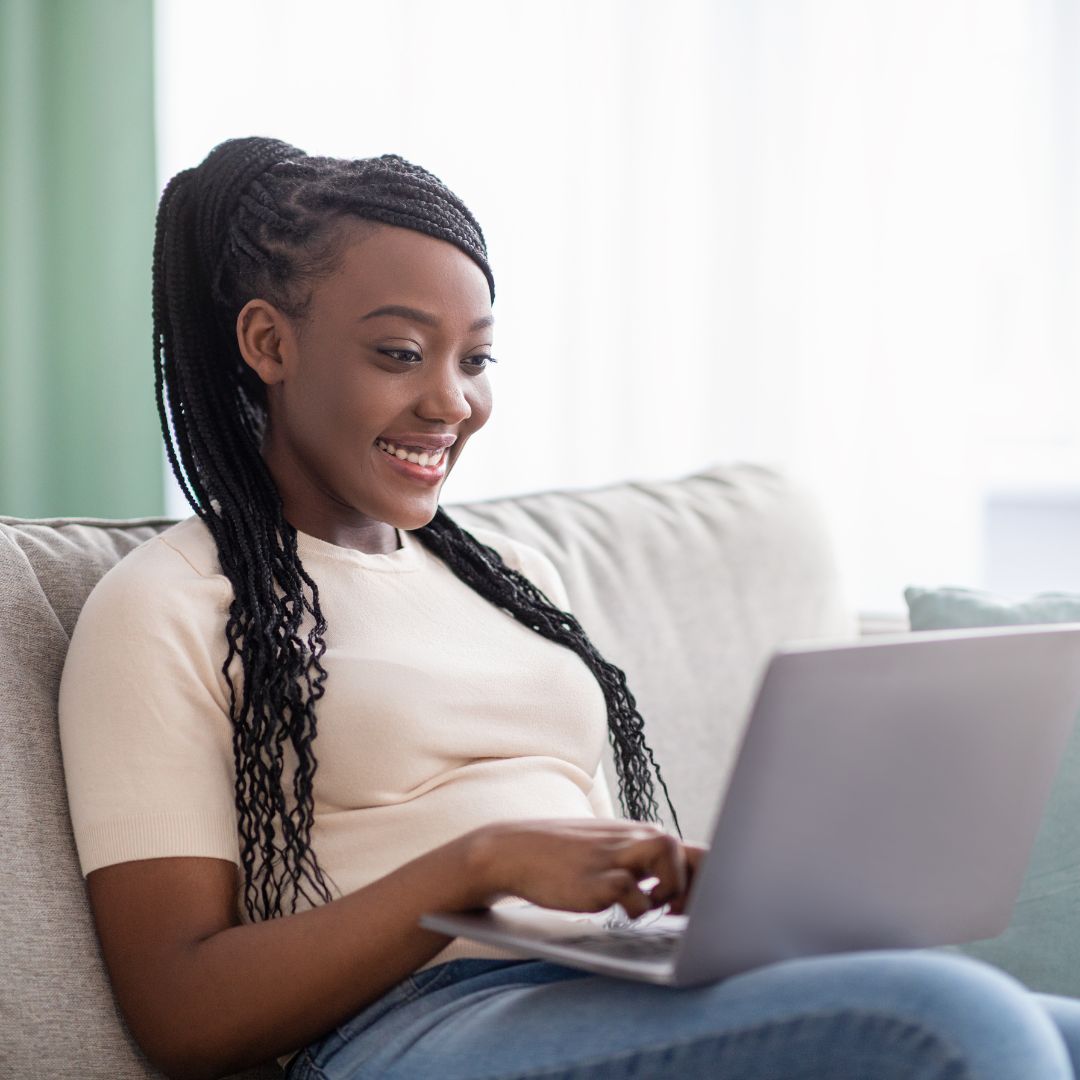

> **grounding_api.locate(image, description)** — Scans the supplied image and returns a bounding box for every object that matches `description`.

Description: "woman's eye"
[379,348,421,364]
[377,348,498,371]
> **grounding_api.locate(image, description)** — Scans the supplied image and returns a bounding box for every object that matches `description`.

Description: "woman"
[58,137,1080,1079]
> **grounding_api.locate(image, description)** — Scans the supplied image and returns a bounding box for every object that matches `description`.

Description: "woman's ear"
[236,299,296,387]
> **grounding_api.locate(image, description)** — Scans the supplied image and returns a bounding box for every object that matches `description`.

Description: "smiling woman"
[58,136,685,1076]
[55,136,1080,1080]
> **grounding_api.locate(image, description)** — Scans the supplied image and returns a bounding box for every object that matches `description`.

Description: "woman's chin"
[385,498,443,532]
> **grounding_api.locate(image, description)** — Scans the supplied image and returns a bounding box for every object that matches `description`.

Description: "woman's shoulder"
[455,522,571,609]
[77,514,232,629]
[458,522,540,572]
[61,517,236,717]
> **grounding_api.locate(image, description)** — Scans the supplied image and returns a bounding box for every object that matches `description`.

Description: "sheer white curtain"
[156,0,1079,613]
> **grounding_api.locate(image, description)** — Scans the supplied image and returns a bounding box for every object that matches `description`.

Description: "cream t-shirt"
[58,514,617,1071]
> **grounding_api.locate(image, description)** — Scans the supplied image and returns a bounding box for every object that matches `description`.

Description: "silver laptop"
[421,623,1080,986]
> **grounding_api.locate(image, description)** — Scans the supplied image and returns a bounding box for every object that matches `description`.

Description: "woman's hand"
[665,840,707,915]
[464,819,709,920]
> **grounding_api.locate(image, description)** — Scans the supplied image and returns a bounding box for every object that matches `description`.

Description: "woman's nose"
[415,363,473,425]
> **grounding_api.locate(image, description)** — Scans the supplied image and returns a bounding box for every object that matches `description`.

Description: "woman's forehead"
[321,224,493,320]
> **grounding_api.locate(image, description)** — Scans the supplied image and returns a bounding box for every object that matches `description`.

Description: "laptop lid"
[675,623,1080,982]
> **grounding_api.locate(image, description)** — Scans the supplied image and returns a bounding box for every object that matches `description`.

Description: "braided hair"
[152,136,682,923]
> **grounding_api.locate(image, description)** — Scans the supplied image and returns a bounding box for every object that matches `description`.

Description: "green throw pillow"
[904,584,1080,995]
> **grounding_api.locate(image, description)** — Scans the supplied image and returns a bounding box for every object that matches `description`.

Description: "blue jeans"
[284,951,1080,1078]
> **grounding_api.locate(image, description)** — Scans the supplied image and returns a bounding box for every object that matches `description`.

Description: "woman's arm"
[91,817,700,1080]
[88,832,494,1080]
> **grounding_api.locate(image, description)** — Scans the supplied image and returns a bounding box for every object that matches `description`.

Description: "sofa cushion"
[0,517,215,1079]
[904,584,1080,997]
[450,463,858,841]
[1,463,855,1077]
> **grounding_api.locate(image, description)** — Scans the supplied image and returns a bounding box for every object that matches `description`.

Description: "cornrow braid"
[152,135,681,924]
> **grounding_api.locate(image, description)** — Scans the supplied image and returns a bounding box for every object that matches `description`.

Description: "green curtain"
[0,0,162,519]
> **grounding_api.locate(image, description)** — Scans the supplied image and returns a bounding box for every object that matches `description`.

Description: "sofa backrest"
[0,462,855,1078]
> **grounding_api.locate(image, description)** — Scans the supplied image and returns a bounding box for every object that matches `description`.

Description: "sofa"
[2,461,882,1078]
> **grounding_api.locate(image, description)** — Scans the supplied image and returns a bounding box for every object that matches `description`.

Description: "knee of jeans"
[858,950,1043,1031]
[898,950,1028,992]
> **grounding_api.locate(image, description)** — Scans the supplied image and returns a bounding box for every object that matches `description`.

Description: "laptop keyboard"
[551,926,684,961]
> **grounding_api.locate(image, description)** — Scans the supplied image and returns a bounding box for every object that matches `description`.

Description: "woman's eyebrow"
[360,304,493,332]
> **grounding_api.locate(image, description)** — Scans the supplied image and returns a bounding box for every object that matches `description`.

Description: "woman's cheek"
[470,382,494,427]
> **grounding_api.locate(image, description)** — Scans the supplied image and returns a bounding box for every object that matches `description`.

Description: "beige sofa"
[1,462,883,1078]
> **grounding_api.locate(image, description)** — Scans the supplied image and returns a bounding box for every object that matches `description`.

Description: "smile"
[375,438,447,467]
[375,438,448,485]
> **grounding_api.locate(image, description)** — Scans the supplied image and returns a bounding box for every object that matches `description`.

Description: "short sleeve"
[57,536,242,877]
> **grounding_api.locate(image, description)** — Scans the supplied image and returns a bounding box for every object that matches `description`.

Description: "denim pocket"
[330,973,423,1045]
[406,958,539,1002]
[405,959,463,1000]
[331,959,527,1046]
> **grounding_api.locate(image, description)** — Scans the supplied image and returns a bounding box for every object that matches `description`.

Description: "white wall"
[156,0,1080,613]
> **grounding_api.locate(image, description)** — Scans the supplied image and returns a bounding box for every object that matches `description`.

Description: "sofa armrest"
[858,610,911,635]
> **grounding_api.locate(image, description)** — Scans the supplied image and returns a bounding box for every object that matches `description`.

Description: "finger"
[599,869,652,919]
[645,837,686,908]
[611,833,687,909]
[668,844,707,914]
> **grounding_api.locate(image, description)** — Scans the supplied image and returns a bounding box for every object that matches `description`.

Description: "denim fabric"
[283,949,1080,1079]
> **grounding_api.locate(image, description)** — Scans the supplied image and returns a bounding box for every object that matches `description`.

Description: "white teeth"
[376,439,445,467]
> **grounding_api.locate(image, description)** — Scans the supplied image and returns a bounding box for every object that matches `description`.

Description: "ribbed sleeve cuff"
[76,809,241,875]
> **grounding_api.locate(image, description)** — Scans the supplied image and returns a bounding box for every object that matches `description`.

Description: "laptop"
[420,623,1080,986]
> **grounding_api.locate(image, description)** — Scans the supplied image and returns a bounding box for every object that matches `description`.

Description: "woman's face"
[238,223,494,551]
